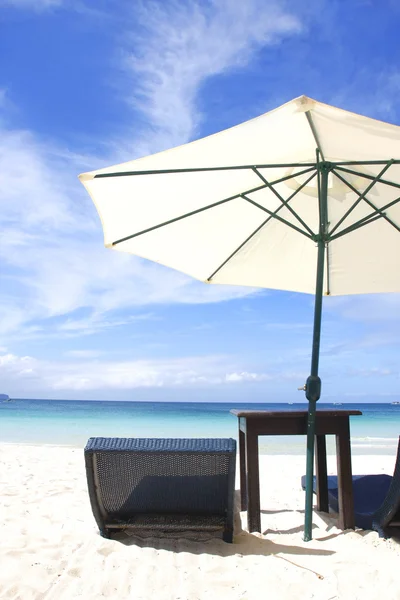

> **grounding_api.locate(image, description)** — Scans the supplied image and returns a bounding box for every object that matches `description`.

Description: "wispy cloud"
[0,351,271,395]
[225,371,270,382]
[1,348,354,399]
[121,0,303,153]
[1,0,304,344]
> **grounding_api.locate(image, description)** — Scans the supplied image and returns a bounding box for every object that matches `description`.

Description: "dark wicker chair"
[85,437,236,542]
[301,436,400,537]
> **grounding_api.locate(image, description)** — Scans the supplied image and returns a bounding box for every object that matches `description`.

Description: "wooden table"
[230,409,362,533]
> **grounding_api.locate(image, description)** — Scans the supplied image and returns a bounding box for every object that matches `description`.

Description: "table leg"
[246,429,261,533]
[315,434,329,513]
[238,427,247,511]
[336,419,355,530]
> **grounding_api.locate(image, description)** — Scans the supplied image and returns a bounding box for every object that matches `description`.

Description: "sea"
[1,399,399,456]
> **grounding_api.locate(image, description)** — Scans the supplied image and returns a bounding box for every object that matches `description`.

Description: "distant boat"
[333,402,343,406]
[288,402,294,405]
[392,401,400,405]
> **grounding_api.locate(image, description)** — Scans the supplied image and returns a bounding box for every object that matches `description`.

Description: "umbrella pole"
[303,162,329,542]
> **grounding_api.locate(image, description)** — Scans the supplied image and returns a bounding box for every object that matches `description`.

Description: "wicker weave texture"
[95,453,231,515]
[85,437,236,453]
[85,437,236,542]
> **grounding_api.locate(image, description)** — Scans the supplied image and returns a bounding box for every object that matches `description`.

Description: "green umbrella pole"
[303,163,329,542]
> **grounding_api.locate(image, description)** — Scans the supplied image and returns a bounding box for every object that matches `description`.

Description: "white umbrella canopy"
[80,95,400,296]
[79,96,400,541]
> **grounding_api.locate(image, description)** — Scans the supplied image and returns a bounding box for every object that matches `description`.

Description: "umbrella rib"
[305,112,325,161]
[110,169,317,247]
[330,193,400,240]
[335,165,400,190]
[240,194,314,239]
[206,170,318,282]
[251,167,315,237]
[334,160,400,166]
[93,163,316,179]
[206,216,274,282]
[329,162,394,236]
[331,169,400,233]
[110,182,271,246]
[269,165,316,186]
[329,213,385,241]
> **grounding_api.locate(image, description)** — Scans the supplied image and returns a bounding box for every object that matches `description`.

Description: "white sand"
[1,444,400,600]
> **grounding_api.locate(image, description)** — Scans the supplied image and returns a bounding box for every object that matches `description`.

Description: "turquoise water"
[1,399,399,455]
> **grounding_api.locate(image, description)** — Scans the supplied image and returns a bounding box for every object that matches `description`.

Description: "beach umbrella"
[79,96,400,541]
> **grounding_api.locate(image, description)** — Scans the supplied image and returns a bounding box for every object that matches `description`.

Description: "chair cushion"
[328,474,392,530]
[301,473,393,530]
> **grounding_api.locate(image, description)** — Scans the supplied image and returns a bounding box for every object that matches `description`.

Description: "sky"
[1,0,400,402]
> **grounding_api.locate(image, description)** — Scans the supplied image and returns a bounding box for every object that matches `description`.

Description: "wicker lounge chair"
[85,437,236,542]
[301,436,400,537]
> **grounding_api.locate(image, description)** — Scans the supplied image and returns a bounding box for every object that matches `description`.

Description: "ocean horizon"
[1,398,399,456]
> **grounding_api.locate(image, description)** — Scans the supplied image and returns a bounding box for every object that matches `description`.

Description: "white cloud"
[0,351,271,395]
[1,1,304,342]
[1,347,396,398]
[225,371,270,382]
[122,0,302,154]
[0,129,89,232]
[0,119,258,342]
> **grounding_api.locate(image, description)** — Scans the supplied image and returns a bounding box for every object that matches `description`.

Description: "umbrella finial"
[295,96,317,113]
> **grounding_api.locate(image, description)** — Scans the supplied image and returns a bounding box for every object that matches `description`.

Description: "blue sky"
[1,0,400,402]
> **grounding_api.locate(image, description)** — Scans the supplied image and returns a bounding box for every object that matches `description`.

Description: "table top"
[230,409,362,418]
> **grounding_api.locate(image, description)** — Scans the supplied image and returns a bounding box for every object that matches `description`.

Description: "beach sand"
[1,444,399,600]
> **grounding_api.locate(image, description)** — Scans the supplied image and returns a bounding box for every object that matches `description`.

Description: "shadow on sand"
[109,492,335,562]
